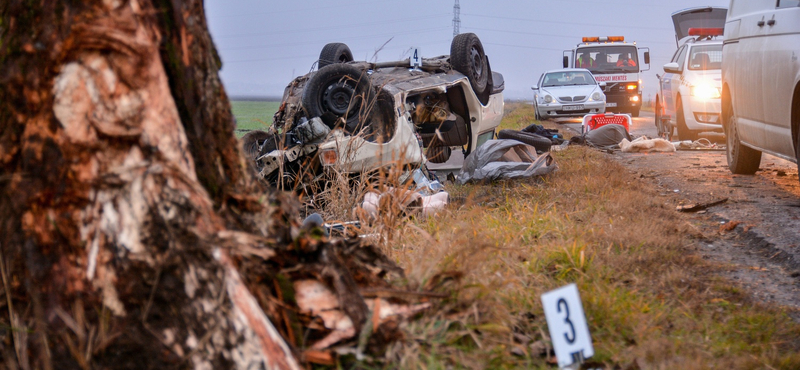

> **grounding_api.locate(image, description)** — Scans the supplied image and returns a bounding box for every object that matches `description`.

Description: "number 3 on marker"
[557,298,576,344]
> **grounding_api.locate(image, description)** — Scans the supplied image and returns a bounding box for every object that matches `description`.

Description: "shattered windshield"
[574,45,639,74]
[687,44,722,70]
[542,71,596,87]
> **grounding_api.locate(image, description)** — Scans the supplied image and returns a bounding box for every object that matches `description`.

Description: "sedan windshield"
[542,71,596,87]
[687,44,722,70]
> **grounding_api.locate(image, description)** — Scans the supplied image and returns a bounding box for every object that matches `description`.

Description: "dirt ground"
[560,113,800,318]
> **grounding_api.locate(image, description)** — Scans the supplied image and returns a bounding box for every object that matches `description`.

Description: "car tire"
[450,33,489,96]
[654,98,664,135]
[497,129,552,153]
[241,130,273,160]
[675,97,697,141]
[301,63,375,134]
[533,102,542,121]
[318,42,354,68]
[631,109,640,118]
[724,102,761,174]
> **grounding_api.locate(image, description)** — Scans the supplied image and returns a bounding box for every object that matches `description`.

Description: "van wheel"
[675,97,697,141]
[497,129,551,153]
[301,63,375,134]
[725,102,761,174]
[318,42,353,68]
[450,33,489,96]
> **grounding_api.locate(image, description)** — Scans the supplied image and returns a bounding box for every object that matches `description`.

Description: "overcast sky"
[205,0,730,101]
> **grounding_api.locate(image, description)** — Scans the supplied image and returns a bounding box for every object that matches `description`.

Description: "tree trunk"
[0,1,300,368]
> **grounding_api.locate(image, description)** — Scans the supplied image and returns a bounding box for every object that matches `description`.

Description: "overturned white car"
[242,33,504,192]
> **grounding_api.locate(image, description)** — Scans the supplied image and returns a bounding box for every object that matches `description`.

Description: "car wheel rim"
[322,81,356,116]
[470,46,483,78]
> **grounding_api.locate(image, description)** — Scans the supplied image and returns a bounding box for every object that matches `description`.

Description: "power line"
[219,27,450,52]
[211,0,378,18]
[216,13,449,39]
[462,13,671,31]
[224,38,452,64]
[463,26,676,46]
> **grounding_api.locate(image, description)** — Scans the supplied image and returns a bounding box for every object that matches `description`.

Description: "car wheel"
[497,129,552,153]
[533,102,542,121]
[301,63,375,134]
[318,42,354,68]
[675,97,697,141]
[724,101,761,174]
[654,98,664,136]
[241,130,273,160]
[630,109,640,118]
[450,33,489,96]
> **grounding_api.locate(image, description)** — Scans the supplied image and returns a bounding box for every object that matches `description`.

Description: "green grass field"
[231,100,280,136]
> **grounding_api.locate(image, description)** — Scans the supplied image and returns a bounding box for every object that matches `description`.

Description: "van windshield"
[687,44,722,70]
[573,45,639,74]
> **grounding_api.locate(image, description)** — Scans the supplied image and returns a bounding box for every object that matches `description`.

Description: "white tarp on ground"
[619,137,676,153]
[457,139,557,184]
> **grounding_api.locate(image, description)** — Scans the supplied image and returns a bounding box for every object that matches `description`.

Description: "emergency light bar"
[688,28,723,37]
[582,36,625,43]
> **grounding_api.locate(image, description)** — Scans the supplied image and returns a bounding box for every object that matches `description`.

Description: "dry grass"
[315,103,800,369]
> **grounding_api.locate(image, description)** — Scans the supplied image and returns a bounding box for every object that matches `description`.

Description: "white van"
[721,0,800,176]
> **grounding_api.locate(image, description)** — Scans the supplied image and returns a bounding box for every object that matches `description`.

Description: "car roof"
[543,68,592,74]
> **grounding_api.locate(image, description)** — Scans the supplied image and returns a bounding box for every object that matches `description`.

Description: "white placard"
[541,283,594,368]
[410,47,422,68]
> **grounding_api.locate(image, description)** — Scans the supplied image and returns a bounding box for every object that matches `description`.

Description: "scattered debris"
[570,123,631,149]
[676,198,728,212]
[457,140,557,184]
[720,220,741,232]
[673,138,724,151]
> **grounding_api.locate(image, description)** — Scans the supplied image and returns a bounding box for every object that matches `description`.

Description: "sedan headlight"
[690,82,721,99]
[544,95,553,103]
[591,92,604,101]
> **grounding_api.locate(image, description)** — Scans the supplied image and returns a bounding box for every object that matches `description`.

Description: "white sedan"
[532,68,606,120]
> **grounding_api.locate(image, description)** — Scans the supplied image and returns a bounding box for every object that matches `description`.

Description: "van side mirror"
[563,56,569,68]
[663,62,681,74]
[644,51,651,64]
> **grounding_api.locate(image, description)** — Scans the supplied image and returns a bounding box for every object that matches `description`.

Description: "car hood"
[671,7,727,44]
[541,85,599,97]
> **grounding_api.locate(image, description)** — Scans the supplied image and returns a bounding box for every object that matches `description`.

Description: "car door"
[761,0,800,157]
[662,45,687,119]
[726,0,774,148]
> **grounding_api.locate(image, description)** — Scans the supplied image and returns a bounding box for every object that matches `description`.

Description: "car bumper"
[538,101,605,118]
[684,97,722,131]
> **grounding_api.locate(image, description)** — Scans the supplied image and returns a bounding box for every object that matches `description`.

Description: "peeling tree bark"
[0,1,299,368]
[0,1,422,368]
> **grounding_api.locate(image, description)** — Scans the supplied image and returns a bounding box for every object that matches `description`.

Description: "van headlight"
[544,95,553,103]
[591,92,604,101]
[690,83,721,99]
